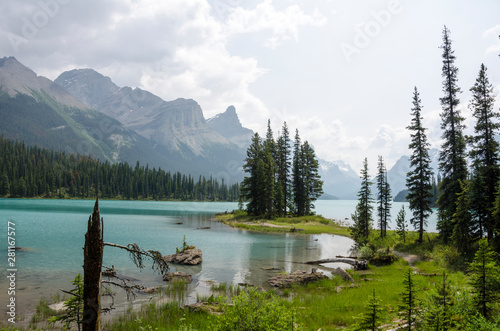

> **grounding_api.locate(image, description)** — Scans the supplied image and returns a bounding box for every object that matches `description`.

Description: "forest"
[0,136,240,201]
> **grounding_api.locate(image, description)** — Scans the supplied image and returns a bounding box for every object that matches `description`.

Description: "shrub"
[358,245,374,260]
[212,288,297,331]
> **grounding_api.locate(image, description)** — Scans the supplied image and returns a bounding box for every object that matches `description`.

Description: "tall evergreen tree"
[436,26,468,243]
[263,120,277,218]
[276,122,292,216]
[350,158,374,247]
[292,129,305,216]
[468,64,500,243]
[406,87,434,243]
[376,156,391,238]
[241,133,266,216]
[301,141,323,215]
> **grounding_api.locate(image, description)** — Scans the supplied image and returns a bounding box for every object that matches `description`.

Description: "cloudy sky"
[1,0,499,173]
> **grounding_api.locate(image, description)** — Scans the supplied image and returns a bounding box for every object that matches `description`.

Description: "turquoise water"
[0,198,436,318]
[0,199,355,317]
[314,200,438,233]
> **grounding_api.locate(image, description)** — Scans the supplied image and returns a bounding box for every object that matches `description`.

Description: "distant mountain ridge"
[0,57,192,169]
[55,69,238,158]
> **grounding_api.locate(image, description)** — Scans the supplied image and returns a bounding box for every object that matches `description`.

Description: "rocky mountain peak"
[0,56,87,108]
[207,106,253,149]
[55,68,120,107]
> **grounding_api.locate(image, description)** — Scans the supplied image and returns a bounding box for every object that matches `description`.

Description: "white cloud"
[225,0,327,49]
[482,24,500,55]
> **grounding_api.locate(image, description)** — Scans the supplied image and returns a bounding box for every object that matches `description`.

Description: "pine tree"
[292,129,305,216]
[406,87,434,243]
[350,158,374,247]
[426,271,453,330]
[376,156,391,238]
[437,26,468,243]
[399,268,418,331]
[469,238,500,319]
[468,64,500,243]
[263,120,276,218]
[451,179,473,256]
[355,289,383,331]
[469,166,487,239]
[395,206,407,244]
[276,122,292,216]
[241,133,266,216]
[301,141,323,215]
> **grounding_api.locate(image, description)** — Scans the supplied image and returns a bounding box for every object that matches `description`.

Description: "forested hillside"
[0,136,239,201]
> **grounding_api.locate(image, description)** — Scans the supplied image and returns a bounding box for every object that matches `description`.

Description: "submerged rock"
[267,270,328,288]
[164,248,202,265]
[163,271,193,283]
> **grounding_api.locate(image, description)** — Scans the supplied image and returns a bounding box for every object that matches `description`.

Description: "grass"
[214,211,352,237]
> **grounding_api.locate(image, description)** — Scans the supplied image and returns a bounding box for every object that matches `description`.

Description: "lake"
[0,198,437,319]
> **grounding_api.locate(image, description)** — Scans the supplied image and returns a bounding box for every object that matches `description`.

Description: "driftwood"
[306,258,368,270]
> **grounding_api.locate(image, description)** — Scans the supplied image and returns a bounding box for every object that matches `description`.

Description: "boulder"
[164,248,202,265]
[267,270,328,288]
[163,271,193,283]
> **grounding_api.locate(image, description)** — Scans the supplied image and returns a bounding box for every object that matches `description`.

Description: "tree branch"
[103,242,169,275]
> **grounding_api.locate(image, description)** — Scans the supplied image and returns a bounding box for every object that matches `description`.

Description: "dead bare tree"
[81,198,169,331]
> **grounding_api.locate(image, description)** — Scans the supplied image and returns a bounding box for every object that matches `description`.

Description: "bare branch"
[103,242,169,275]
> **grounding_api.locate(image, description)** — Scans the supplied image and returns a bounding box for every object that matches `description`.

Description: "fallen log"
[306,258,368,270]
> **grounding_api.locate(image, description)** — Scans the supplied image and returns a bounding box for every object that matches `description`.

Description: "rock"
[267,270,328,288]
[163,271,193,283]
[164,248,202,265]
[48,301,66,312]
[141,286,161,294]
[238,282,255,287]
[331,267,355,283]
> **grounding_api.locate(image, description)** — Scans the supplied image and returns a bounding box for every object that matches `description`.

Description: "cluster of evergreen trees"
[0,136,239,201]
[240,121,323,218]
[351,26,500,254]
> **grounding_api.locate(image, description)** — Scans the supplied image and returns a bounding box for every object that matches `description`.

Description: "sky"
[1,0,499,174]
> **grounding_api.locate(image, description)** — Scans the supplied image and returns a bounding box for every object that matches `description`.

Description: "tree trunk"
[306,258,368,270]
[82,199,103,331]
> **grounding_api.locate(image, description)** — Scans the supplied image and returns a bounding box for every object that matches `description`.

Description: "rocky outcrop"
[163,271,193,283]
[164,248,202,265]
[267,270,328,288]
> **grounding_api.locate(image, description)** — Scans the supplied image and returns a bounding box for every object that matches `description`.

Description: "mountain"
[207,105,254,149]
[55,69,245,181]
[387,148,440,200]
[318,159,360,199]
[0,57,226,174]
[386,155,410,197]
